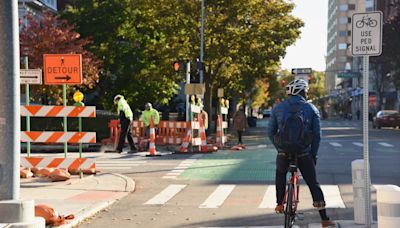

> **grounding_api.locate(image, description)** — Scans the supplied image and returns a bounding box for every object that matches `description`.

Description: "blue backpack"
[274,102,313,153]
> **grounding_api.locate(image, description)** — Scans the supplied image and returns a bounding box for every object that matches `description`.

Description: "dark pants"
[237,130,243,144]
[275,154,325,206]
[117,118,135,151]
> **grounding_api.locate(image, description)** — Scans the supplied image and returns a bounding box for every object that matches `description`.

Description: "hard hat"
[114,94,123,104]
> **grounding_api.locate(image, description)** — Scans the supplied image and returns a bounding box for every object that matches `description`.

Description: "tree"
[63,0,303,114]
[370,3,400,111]
[19,11,102,105]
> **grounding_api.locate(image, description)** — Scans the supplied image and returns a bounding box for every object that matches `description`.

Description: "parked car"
[262,109,272,118]
[372,110,400,129]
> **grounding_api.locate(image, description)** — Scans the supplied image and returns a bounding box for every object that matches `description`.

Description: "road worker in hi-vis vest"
[114,95,137,153]
[140,102,160,150]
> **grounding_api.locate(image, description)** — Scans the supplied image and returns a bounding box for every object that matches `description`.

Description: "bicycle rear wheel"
[284,183,295,228]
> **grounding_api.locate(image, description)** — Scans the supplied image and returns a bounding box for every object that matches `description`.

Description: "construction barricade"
[179,104,217,153]
[20,105,97,174]
[216,99,229,149]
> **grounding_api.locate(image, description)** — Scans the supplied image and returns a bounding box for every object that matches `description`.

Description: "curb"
[59,173,135,228]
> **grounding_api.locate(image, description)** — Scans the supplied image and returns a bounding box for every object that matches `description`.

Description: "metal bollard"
[352,159,372,224]
[377,185,400,228]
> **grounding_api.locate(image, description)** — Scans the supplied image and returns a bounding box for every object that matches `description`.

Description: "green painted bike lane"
[180,119,278,182]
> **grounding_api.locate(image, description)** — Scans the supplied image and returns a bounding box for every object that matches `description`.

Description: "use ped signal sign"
[351,11,382,56]
[43,54,82,85]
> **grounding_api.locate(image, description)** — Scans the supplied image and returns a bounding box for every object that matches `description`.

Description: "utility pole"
[0,1,44,226]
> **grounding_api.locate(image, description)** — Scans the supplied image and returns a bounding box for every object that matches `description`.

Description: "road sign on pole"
[20,69,42,85]
[291,68,312,75]
[43,54,82,85]
[351,11,383,228]
[351,11,383,56]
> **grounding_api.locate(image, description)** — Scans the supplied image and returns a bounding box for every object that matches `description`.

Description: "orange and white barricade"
[21,156,96,173]
[216,105,229,148]
[178,104,217,153]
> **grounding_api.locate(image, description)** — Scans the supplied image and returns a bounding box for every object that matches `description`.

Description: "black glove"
[312,155,318,165]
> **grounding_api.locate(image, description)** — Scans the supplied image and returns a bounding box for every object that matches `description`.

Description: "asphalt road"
[77,119,400,228]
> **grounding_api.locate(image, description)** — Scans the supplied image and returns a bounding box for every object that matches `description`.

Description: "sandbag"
[35,168,55,177]
[68,168,97,175]
[230,145,243,151]
[35,204,74,226]
[20,167,33,178]
[48,169,71,182]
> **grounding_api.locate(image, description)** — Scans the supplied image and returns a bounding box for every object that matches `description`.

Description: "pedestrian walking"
[140,102,160,149]
[232,105,248,146]
[114,95,137,153]
[267,79,337,227]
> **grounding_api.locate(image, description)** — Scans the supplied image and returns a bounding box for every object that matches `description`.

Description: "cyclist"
[267,79,337,227]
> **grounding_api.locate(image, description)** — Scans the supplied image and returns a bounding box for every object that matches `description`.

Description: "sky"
[280,0,328,72]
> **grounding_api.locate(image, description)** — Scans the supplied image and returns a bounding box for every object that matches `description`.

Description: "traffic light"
[173,61,185,72]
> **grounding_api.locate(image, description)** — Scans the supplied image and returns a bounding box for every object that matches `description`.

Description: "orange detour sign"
[43,54,82,85]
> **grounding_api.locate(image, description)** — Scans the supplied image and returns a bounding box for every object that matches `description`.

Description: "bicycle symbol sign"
[355,16,378,28]
[351,11,382,56]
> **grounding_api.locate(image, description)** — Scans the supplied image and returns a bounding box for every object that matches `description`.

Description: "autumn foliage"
[19,11,102,104]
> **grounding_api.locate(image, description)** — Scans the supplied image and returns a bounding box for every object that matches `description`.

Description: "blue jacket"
[267,95,321,156]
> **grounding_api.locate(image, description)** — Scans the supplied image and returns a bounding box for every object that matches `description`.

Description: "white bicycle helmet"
[286,79,309,95]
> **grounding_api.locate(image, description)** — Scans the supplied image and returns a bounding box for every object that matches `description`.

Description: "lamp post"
[200,0,204,84]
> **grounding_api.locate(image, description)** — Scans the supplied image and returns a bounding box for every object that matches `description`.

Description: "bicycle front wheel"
[284,183,294,228]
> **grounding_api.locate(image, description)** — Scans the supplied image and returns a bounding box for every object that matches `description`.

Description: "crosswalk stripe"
[199,185,235,208]
[378,142,394,147]
[321,185,346,208]
[329,142,342,147]
[144,184,186,205]
[259,186,276,209]
[352,142,363,147]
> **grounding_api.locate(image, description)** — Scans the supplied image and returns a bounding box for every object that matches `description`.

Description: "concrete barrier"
[377,185,400,228]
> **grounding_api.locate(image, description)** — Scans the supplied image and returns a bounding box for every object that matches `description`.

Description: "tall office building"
[19,0,57,26]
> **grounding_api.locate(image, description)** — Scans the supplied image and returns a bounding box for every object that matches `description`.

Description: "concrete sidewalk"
[20,172,135,228]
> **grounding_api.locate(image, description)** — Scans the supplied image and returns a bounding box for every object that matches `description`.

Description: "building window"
[338,43,347,50]
[338,17,348,24]
[339,31,347,37]
[338,56,347,62]
[366,7,374,11]
[339,4,348,11]
[348,4,355,10]
[366,1,374,8]
[348,17,351,23]
[347,30,351,36]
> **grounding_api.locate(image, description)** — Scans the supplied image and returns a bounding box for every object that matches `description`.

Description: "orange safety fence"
[102,120,189,146]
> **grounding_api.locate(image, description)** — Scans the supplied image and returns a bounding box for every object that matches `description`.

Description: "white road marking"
[144,184,186,205]
[352,142,363,147]
[258,186,276,209]
[321,185,346,208]
[162,155,201,179]
[378,142,394,147]
[329,142,342,147]
[199,185,235,208]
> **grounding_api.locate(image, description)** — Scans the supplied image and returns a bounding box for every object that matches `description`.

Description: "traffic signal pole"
[200,0,205,83]
[0,1,44,226]
[186,61,191,121]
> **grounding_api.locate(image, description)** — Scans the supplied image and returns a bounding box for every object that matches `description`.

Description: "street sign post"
[43,54,82,85]
[20,69,42,85]
[351,11,383,228]
[351,12,383,56]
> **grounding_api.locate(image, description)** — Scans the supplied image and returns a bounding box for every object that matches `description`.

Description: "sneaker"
[321,219,338,227]
[275,204,284,214]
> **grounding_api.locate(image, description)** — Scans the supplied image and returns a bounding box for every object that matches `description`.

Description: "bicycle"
[283,152,300,228]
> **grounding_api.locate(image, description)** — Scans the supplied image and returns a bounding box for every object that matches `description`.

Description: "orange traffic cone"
[199,114,208,152]
[146,117,160,156]
[216,115,224,148]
